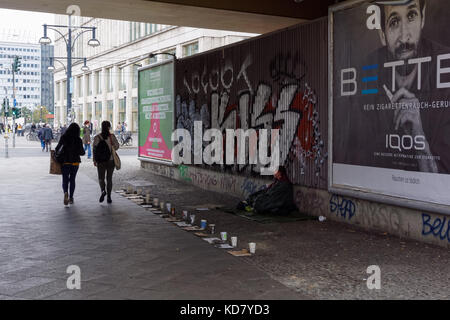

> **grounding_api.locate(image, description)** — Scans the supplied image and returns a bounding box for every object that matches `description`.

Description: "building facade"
[40,44,54,112]
[0,41,41,110]
[52,16,257,131]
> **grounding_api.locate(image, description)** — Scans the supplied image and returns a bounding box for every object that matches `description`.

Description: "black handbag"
[55,144,65,163]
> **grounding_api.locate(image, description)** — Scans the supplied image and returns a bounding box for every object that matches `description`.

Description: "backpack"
[94,136,111,163]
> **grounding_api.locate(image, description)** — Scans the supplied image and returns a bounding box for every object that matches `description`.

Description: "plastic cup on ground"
[166,203,171,212]
[209,224,215,234]
[190,214,196,224]
[182,210,188,221]
[249,242,256,254]
[220,232,227,241]
[201,219,207,229]
[231,237,237,247]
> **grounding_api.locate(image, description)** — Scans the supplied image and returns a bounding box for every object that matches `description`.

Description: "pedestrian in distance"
[55,123,86,206]
[116,122,122,136]
[93,121,119,204]
[60,124,67,136]
[82,120,92,159]
[43,124,54,152]
[38,125,45,151]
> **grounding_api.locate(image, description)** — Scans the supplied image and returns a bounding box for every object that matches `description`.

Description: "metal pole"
[12,69,15,148]
[4,113,8,158]
[67,15,72,125]
[4,132,8,158]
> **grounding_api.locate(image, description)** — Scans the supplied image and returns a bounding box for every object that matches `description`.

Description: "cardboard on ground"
[228,249,252,257]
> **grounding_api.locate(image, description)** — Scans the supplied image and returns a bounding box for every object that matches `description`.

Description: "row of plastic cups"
[145,196,256,254]
[219,232,256,253]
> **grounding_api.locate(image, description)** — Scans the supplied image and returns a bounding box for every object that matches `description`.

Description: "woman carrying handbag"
[93,121,120,204]
[55,123,86,206]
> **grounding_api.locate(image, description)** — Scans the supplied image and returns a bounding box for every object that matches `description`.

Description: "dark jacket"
[55,134,85,163]
[43,127,53,141]
[246,179,295,215]
[38,127,44,140]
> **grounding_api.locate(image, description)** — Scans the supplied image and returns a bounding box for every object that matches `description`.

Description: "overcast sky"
[0,9,55,43]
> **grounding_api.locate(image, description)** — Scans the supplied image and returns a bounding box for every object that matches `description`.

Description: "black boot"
[107,194,112,204]
[99,190,106,203]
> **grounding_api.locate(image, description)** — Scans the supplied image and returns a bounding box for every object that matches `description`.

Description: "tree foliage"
[32,106,49,123]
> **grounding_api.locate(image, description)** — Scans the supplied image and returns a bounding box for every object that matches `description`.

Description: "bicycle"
[119,131,133,146]
[26,131,40,141]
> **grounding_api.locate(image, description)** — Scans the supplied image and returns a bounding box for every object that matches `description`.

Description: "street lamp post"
[149,52,177,60]
[40,14,99,126]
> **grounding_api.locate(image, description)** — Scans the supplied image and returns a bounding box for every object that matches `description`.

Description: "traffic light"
[13,107,21,118]
[2,98,9,117]
[12,56,21,73]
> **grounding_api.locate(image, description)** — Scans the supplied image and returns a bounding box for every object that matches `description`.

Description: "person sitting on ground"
[237,166,296,215]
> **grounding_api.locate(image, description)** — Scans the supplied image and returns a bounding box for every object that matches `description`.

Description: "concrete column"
[113,65,120,127]
[83,73,88,122]
[102,67,107,123]
[176,44,182,59]
[92,72,97,124]
[54,82,60,127]
[54,105,59,128]
[198,37,204,52]
[125,61,133,133]
[60,81,66,126]
[73,76,79,124]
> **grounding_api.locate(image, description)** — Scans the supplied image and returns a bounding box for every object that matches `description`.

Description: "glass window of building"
[107,100,113,123]
[55,82,60,100]
[132,64,139,88]
[96,71,102,94]
[107,68,113,92]
[119,67,126,90]
[77,77,83,97]
[182,42,199,57]
[95,101,102,123]
[87,73,92,95]
[119,98,126,123]
[87,102,92,122]
[63,81,67,99]
[132,97,138,132]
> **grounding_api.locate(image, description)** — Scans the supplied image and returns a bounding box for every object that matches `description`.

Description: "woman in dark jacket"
[55,123,85,206]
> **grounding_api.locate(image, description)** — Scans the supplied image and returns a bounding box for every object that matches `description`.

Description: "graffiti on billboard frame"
[175,47,327,185]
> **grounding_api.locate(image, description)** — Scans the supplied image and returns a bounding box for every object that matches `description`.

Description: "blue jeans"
[84,143,91,158]
[40,139,45,150]
[62,165,79,198]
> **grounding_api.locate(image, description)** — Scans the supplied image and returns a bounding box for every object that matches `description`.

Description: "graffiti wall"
[292,185,450,248]
[174,18,328,189]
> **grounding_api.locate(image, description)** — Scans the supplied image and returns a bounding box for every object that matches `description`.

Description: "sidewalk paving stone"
[0,154,308,300]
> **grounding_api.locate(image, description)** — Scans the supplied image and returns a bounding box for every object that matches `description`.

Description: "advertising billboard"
[330,0,450,207]
[138,61,174,162]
